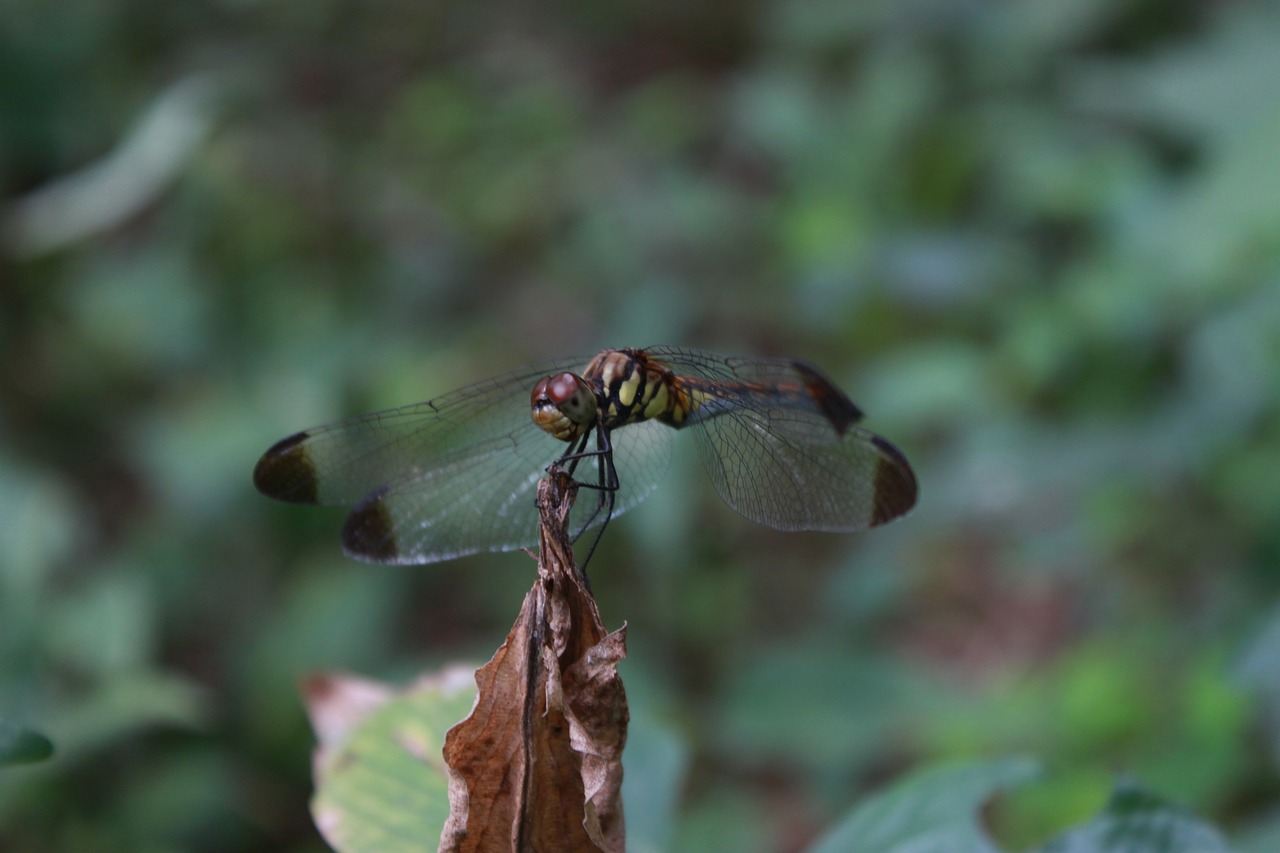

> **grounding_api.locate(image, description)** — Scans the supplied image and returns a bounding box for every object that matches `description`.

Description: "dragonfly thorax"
[531,372,599,442]
[583,348,693,430]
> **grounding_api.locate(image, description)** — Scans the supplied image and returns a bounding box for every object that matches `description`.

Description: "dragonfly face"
[530,372,598,441]
[253,346,918,565]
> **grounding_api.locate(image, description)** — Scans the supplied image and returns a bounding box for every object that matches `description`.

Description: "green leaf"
[0,720,54,766]
[1039,783,1232,853]
[809,756,1040,853]
[716,645,925,771]
[619,686,689,853]
[307,668,478,853]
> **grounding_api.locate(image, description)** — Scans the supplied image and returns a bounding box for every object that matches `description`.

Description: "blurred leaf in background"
[0,721,53,767]
[2,0,1279,850]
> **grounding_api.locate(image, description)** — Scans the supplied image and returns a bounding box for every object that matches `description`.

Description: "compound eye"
[543,372,597,424]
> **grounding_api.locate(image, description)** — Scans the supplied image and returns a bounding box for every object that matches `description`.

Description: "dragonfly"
[253,346,917,565]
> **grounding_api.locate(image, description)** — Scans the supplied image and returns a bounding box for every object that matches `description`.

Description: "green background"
[3,0,1279,850]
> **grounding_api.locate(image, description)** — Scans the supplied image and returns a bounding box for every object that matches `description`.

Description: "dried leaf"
[440,471,629,852]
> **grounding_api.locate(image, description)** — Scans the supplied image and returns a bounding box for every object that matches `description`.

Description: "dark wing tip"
[342,486,401,563]
[869,435,918,526]
[792,361,864,435]
[253,431,320,504]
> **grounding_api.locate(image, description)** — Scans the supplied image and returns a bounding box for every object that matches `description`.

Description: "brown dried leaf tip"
[440,469,629,853]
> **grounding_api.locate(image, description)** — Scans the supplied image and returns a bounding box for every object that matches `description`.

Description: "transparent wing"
[349,408,675,564]
[254,356,676,564]
[644,346,918,531]
[255,358,584,507]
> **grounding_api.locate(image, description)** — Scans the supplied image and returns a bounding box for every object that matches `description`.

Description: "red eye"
[531,377,551,407]
[546,373,583,406]
[531,372,597,426]
[531,373,586,408]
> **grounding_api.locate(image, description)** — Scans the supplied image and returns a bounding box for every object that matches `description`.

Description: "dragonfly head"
[531,372,599,441]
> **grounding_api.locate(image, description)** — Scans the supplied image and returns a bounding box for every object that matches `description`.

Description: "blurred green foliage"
[306,671,477,853]
[3,0,1280,850]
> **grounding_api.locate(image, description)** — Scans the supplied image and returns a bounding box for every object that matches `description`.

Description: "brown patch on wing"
[792,361,863,435]
[870,435,919,525]
[253,431,320,504]
[342,486,399,562]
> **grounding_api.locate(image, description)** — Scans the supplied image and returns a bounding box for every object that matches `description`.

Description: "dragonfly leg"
[558,429,617,522]
[558,430,593,478]
[556,429,619,493]
[547,421,620,577]
[571,422,619,575]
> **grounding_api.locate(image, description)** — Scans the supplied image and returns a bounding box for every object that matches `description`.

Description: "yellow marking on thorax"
[585,349,711,427]
[617,373,639,408]
[642,380,669,420]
